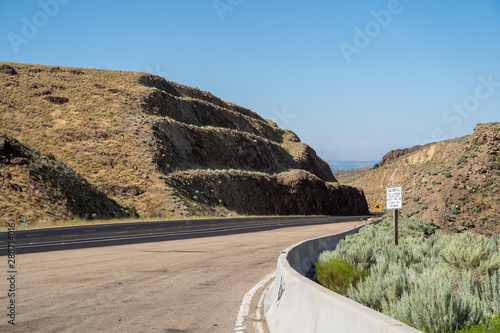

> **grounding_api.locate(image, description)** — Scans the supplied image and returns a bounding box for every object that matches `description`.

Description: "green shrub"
[316,218,500,332]
[451,204,460,214]
[44,152,56,160]
[444,172,452,178]
[444,213,456,222]
[315,257,369,296]
[458,155,468,165]
[455,313,500,332]
[349,260,409,313]
[125,205,138,217]
[386,269,484,332]
[480,271,500,314]
[439,232,500,282]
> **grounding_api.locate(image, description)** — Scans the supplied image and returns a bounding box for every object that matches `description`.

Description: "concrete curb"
[264,220,421,333]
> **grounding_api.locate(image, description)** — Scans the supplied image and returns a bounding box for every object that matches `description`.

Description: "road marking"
[1,217,369,252]
[235,272,275,333]
[253,280,271,333]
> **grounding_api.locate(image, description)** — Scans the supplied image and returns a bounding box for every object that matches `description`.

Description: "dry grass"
[0,61,351,226]
[0,62,178,221]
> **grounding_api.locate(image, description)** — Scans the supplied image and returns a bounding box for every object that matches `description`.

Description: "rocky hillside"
[0,62,368,225]
[336,123,500,235]
[0,134,129,225]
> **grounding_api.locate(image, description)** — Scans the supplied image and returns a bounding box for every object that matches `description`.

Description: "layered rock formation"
[0,61,369,224]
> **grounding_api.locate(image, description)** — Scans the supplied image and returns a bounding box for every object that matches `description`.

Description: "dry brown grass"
[0,61,355,227]
[0,62,179,222]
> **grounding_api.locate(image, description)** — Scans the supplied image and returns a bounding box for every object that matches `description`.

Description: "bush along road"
[316,217,500,332]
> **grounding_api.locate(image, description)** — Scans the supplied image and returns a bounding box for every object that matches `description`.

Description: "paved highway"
[0,218,372,333]
[0,215,379,254]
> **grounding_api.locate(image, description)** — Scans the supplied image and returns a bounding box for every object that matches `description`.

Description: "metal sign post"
[386,186,402,246]
[393,209,398,246]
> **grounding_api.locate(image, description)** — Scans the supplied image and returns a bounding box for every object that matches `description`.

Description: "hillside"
[0,62,368,225]
[0,134,129,225]
[336,123,500,234]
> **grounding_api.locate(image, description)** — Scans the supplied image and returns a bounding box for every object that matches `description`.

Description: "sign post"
[386,186,402,246]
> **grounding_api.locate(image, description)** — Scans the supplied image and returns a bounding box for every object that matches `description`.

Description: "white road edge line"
[253,279,271,333]
[235,272,275,332]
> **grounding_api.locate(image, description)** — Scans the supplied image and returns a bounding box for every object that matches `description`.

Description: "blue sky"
[1,0,499,161]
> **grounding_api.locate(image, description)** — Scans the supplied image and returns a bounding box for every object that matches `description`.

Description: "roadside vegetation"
[315,217,500,332]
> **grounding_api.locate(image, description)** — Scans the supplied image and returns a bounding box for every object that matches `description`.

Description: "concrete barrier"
[264,222,421,333]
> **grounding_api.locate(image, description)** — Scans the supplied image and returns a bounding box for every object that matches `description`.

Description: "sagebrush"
[316,217,500,332]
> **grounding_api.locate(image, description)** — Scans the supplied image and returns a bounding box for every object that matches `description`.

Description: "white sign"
[386,186,402,210]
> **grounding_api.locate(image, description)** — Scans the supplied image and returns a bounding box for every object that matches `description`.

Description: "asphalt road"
[0,218,369,333]
[0,215,379,255]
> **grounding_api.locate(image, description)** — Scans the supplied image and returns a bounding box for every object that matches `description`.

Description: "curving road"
[0,217,376,333]
[0,215,379,255]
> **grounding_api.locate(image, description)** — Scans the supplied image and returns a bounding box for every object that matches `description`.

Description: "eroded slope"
[0,62,368,224]
[337,123,500,234]
[0,134,129,224]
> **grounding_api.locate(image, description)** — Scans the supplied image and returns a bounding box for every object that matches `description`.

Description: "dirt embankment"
[337,123,500,235]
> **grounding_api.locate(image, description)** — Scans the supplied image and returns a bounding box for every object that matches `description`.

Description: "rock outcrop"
[373,144,429,168]
[0,61,369,224]
[337,123,500,235]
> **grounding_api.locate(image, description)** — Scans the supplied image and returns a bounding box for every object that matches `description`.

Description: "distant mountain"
[328,160,379,174]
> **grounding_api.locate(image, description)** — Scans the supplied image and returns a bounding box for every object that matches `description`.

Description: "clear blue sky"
[1,0,499,161]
